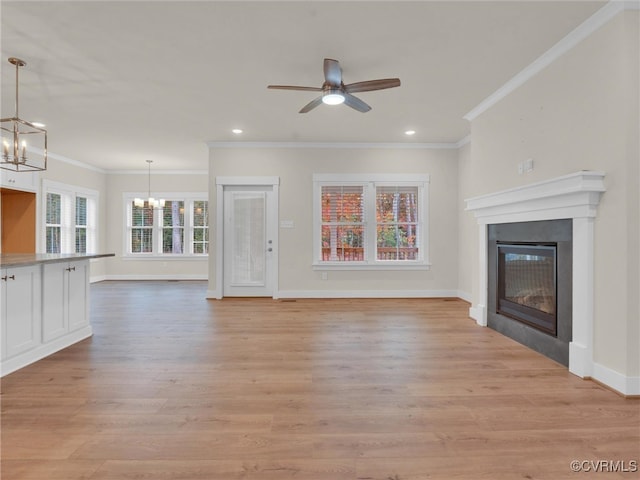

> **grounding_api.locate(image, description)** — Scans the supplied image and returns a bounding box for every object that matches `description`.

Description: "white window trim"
[312,173,430,271]
[42,179,99,254]
[123,192,209,259]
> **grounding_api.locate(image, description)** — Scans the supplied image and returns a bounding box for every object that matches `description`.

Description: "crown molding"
[107,169,208,175]
[26,147,107,173]
[207,141,461,150]
[464,0,635,122]
[455,134,471,148]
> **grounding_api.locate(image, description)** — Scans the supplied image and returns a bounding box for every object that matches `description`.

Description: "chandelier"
[134,160,165,208]
[1,57,47,172]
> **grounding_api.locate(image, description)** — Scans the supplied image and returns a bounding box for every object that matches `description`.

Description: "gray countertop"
[0,253,115,268]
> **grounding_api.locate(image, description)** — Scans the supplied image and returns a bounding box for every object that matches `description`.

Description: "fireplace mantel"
[465,171,605,224]
[465,171,605,381]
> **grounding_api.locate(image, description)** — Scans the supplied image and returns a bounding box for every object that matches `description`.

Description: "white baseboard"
[592,362,640,396]
[457,290,472,303]
[104,274,208,281]
[469,304,487,326]
[206,290,221,299]
[275,289,460,299]
[90,275,107,284]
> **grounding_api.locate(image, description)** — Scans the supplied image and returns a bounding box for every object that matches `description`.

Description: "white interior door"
[222,185,277,297]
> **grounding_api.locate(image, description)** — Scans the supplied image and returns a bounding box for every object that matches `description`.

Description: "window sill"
[312,262,431,271]
[122,255,208,261]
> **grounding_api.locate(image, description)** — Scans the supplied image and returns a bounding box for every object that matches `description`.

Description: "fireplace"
[465,172,606,382]
[487,220,572,366]
[497,243,557,336]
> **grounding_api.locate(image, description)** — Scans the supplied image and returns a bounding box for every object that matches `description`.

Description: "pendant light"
[134,160,165,208]
[1,57,47,172]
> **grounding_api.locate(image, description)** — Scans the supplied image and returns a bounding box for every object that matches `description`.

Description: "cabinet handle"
[66,266,76,272]
[9,275,15,280]
[1,276,6,281]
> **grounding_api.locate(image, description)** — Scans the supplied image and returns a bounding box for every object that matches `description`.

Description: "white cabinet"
[1,265,42,360]
[0,254,105,377]
[42,261,89,342]
[0,170,39,192]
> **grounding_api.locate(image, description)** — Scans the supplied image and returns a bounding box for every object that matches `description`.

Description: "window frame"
[42,180,99,255]
[312,173,430,270]
[123,192,209,259]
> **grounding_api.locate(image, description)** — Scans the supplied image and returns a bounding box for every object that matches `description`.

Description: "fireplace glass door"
[497,243,557,336]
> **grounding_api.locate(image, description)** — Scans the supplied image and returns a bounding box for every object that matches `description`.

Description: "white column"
[469,223,488,326]
[569,216,595,378]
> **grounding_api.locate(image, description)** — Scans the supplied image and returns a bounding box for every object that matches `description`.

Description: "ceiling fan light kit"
[268,58,400,113]
[322,90,345,105]
[1,57,48,172]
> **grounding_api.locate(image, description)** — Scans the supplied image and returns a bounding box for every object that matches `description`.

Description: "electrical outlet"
[321,272,328,280]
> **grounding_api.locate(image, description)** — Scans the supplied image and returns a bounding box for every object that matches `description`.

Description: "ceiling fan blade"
[343,93,371,113]
[299,96,324,113]
[344,78,401,93]
[323,58,342,87]
[268,85,323,92]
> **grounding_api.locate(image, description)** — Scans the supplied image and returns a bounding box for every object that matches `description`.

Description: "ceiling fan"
[268,58,400,113]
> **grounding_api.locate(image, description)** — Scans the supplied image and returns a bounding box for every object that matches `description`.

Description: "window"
[313,174,429,269]
[321,185,365,261]
[43,181,98,254]
[162,200,184,253]
[46,192,62,253]
[192,200,209,254]
[376,185,420,260]
[75,196,88,253]
[131,202,154,253]
[125,193,208,257]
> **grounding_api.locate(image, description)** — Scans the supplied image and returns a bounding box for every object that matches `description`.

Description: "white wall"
[209,146,459,297]
[105,171,209,279]
[40,157,109,280]
[456,141,473,302]
[459,11,639,381]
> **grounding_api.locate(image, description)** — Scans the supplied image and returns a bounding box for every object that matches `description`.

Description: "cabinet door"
[42,263,67,342]
[0,170,38,192]
[67,261,89,332]
[2,265,41,358]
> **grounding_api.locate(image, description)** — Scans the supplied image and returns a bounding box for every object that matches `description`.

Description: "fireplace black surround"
[488,220,572,366]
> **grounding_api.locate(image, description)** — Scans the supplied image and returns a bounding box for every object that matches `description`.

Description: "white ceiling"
[1,1,606,171]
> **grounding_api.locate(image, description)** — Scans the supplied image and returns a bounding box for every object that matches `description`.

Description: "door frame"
[215,176,280,299]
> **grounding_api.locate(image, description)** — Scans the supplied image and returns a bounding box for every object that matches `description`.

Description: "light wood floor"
[1,281,638,479]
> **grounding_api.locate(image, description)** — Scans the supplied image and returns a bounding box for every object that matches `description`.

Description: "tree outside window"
[162,200,184,253]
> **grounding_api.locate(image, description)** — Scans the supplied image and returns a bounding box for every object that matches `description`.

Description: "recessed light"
[32,122,46,128]
[404,130,416,136]
[232,128,243,134]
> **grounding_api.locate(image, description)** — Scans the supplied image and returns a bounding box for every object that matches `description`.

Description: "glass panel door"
[230,191,266,286]
[223,185,275,297]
